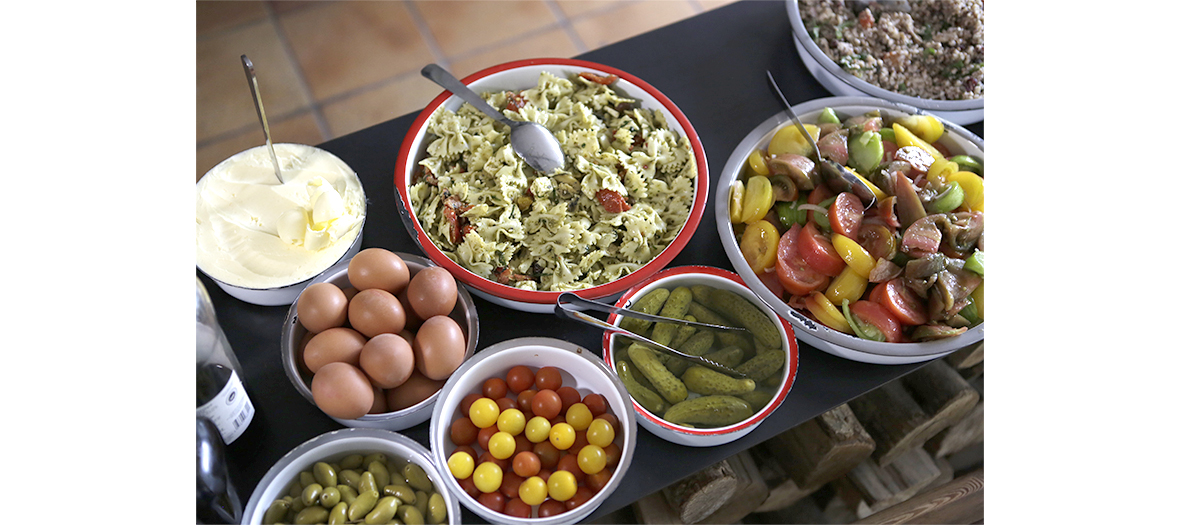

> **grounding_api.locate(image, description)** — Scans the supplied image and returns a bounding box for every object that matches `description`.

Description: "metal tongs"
[555,292,750,378]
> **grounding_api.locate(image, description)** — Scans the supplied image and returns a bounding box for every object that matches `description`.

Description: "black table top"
[205,0,984,522]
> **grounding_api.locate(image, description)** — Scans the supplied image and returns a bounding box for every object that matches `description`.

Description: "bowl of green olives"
[242,427,460,525]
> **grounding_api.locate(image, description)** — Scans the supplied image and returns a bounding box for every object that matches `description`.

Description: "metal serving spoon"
[766,71,876,207]
[421,64,565,175]
[241,55,283,184]
[555,292,750,378]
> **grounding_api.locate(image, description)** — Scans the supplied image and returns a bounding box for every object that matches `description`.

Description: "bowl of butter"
[196,143,367,306]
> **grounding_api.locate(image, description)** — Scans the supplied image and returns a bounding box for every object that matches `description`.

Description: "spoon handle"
[241,55,283,184]
[765,71,822,157]
[421,64,512,127]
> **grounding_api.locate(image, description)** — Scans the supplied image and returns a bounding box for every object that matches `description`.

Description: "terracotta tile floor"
[195,0,737,181]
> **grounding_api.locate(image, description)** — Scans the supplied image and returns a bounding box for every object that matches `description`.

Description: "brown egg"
[311,362,374,420]
[348,248,410,293]
[341,286,360,302]
[399,328,416,348]
[369,383,388,414]
[348,288,406,338]
[360,333,416,389]
[406,267,459,319]
[303,327,366,373]
[386,370,445,411]
[397,285,425,332]
[413,315,466,380]
[297,282,349,333]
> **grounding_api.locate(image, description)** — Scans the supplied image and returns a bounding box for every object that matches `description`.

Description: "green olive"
[426,493,447,524]
[320,486,341,508]
[339,469,362,491]
[301,483,323,507]
[402,464,432,492]
[359,471,379,494]
[314,461,338,487]
[287,479,303,499]
[383,484,416,504]
[348,490,379,522]
[299,471,316,489]
[368,460,391,489]
[337,485,359,505]
[413,491,429,517]
[290,496,307,513]
[294,505,329,525]
[328,502,349,525]
[363,453,388,467]
[340,454,365,470]
[364,495,401,524]
[398,505,426,525]
[262,499,290,525]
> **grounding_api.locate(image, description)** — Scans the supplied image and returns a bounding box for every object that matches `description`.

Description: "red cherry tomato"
[603,443,622,468]
[565,486,596,510]
[582,394,607,416]
[555,386,581,412]
[531,389,562,420]
[496,397,519,412]
[450,417,478,446]
[538,498,567,517]
[534,441,560,469]
[798,222,845,277]
[874,278,928,326]
[477,491,506,512]
[534,367,563,390]
[850,300,902,343]
[503,497,531,518]
[460,393,481,417]
[483,377,509,400]
[556,453,586,484]
[459,476,480,498]
[477,425,498,451]
[506,366,535,393]
[513,451,542,477]
[775,224,830,296]
[499,471,523,499]
[830,192,864,240]
[586,467,613,492]
[516,389,537,413]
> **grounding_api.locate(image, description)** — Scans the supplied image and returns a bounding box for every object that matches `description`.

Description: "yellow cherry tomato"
[488,431,516,460]
[946,171,984,211]
[496,408,526,436]
[892,123,943,160]
[831,234,874,278]
[577,445,607,475]
[768,123,819,157]
[472,462,503,493]
[747,149,770,176]
[549,422,576,450]
[926,158,959,186]
[740,175,774,224]
[447,451,474,480]
[825,266,868,304]
[518,476,548,506]
[894,114,944,143]
[740,219,780,274]
[565,403,593,431]
[586,418,615,448]
[728,181,745,224]
[468,398,500,429]
[547,470,578,502]
[803,292,852,333]
[524,416,552,444]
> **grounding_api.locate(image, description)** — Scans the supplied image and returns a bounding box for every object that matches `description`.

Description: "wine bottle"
[196,277,256,445]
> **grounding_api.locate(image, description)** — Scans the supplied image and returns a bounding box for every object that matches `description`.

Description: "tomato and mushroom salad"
[729,107,984,343]
[445,365,623,518]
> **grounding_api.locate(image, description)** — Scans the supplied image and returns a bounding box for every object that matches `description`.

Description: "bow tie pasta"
[410,71,696,292]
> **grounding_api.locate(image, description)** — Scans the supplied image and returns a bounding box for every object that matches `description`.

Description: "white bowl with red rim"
[602,265,799,447]
[394,58,709,313]
[716,96,984,365]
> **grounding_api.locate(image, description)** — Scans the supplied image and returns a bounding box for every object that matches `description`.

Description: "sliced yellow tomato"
[926,158,959,186]
[746,150,769,176]
[740,220,780,274]
[892,123,943,160]
[740,175,774,224]
[832,234,875,278]
[894,115,944,143]
[971,281,984,321]
[824,266,868,304]
[946,171,984,211]
[728,181,745,223]
[768,124,820,157]
[803,292,852,333]
[852,172,887,202]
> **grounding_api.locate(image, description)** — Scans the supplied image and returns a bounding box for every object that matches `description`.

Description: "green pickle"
[664,395,754,427]
[619,287,670,334]
[616,359,667,414]
[629,344,688,404]
[682,365,757,396]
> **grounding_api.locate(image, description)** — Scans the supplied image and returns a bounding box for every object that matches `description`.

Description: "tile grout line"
[404,0,451,71]
[265,2,334,141]
[545,0,588,54]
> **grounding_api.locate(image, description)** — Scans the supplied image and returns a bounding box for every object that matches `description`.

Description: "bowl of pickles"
[602,265,799,447]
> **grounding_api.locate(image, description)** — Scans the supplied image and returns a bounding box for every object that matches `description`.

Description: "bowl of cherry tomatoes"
[718,96,984,364]
[428,337,637,524]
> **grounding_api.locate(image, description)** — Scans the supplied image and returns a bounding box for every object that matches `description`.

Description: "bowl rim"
[280,251,480,422]
[603,265,799,437]
[784,0,984,111]
[393,57,709,305]
[428,336,639,524]
[716,96,984,358]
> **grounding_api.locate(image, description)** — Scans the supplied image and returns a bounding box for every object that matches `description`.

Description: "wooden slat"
[853,469,984,524]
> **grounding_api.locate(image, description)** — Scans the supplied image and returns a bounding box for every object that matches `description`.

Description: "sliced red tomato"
[850,300,902,343]
[874,278,928,326]
[882,140,899,163]
[799,223,845,277]
[858,223,897,261]
[806,183,835,225]
[829,192,864,240]
[757,267,785,299]
[596,189,630,213]
[868,282,887,305]
[775,224,830,296]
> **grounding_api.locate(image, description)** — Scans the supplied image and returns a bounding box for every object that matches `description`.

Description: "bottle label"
[197,370,255,445]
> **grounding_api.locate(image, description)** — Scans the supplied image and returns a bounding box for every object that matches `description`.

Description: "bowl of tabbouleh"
[787,0,984,125]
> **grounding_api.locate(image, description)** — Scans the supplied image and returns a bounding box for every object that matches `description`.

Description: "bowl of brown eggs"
[281,248,479,430]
